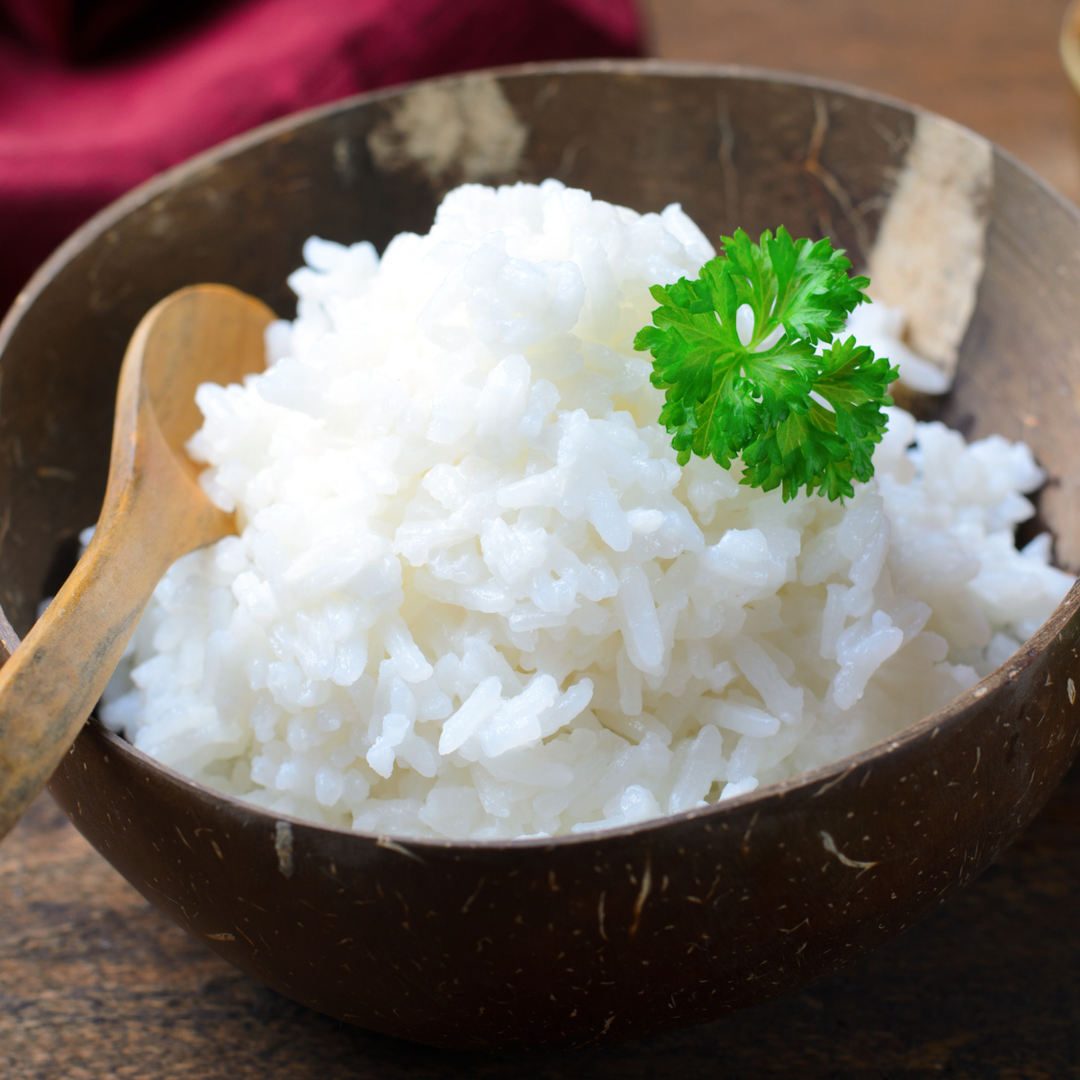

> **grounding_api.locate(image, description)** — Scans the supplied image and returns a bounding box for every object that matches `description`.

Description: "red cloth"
[1,0,159,60]
[0,0,642,315]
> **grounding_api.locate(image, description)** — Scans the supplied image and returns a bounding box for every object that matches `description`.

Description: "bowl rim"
[13,57,1080,851]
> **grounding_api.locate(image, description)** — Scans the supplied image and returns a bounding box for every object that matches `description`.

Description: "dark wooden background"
[4,1,1080,1076]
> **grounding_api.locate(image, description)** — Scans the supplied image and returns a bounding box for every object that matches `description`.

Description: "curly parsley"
[633,226,898,502]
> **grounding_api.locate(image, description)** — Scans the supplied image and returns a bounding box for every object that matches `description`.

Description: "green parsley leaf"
[633,226,899,502]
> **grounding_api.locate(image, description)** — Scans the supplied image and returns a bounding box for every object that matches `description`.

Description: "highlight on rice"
[98,180,1074,840]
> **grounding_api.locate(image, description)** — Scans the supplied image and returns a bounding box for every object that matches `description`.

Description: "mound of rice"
[99,180,1074,839]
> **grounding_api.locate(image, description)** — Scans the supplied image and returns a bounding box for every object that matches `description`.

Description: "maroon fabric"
[0,0,642,316]
[0,0,160,59]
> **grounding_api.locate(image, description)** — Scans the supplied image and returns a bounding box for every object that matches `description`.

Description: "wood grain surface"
[4,2,1080,1076]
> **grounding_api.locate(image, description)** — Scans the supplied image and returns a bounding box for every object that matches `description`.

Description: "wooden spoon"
[0,284,274,840]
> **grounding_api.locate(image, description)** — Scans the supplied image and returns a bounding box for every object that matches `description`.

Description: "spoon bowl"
[0,285,273,838]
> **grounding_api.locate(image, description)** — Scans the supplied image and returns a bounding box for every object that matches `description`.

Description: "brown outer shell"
[0,62,1077,1050]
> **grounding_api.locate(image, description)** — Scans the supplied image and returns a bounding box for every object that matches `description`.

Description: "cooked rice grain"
[100,181,1074,839]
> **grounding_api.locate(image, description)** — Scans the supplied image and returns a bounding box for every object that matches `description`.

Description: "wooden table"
[4,2,1080,1076]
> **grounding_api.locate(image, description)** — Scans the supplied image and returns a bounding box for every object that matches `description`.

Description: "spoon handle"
[0,430,219,839]
[0,284,271,841]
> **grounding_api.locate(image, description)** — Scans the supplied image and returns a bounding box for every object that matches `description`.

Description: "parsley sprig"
[634,227,899,502]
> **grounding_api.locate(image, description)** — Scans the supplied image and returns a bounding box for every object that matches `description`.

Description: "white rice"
[99,180,1074,839]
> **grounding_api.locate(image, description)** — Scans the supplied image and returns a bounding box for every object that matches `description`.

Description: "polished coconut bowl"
[1,61,1079,1051]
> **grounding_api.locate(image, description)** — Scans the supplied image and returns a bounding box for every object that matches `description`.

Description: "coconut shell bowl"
[2,62,1079,1052]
